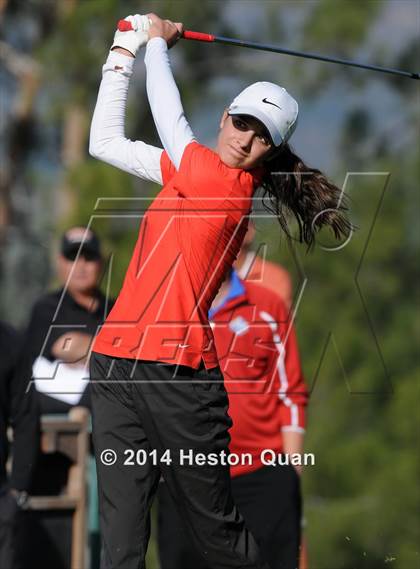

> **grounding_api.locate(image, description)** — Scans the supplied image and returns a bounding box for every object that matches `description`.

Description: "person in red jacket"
[158,269,308,569]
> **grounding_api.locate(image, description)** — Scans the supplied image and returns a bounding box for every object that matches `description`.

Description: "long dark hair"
[261,142,352,249]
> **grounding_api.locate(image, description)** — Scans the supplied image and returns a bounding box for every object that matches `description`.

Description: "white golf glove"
[111,15,152,56]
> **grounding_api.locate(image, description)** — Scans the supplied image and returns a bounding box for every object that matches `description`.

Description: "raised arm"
[89,18,164,184]
[90,14,195,183]
[145,15,196,169]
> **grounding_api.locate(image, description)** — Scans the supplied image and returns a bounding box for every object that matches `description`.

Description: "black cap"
[60,227,102,261]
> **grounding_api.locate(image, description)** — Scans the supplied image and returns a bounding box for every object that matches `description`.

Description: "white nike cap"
[228,82,299,146]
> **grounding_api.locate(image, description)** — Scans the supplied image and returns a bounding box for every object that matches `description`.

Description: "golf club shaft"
[212,36,419,80]
[117,20,419,80]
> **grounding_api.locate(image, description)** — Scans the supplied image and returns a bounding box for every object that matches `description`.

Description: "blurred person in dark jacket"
[0,321,40,569]
[21,226,113,415]
[15,227,114,569]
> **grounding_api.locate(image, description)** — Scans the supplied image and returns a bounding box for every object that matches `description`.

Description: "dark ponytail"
[261,143,352,249]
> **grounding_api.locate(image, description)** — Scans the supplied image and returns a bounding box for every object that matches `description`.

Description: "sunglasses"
[63,248,101,262]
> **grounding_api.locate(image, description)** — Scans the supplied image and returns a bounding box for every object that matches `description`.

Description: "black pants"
[90,352,268,569]
[158,465,302,569]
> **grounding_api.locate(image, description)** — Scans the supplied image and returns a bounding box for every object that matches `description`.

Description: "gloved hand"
[111,14,152,56]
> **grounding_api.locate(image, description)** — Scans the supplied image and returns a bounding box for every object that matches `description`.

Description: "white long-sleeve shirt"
[89,37,195,183]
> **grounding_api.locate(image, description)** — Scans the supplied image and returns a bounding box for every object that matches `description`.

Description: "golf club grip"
[117,20,215,42]
[117,20,133,31]
[183,31,215,42]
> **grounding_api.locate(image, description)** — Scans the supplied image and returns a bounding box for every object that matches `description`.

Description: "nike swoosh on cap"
[262,98,282,110]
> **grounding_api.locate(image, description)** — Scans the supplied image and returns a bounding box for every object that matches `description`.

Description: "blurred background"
[0,0,419,568]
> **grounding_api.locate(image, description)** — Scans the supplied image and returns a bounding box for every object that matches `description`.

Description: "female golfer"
[89,13,350,569]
